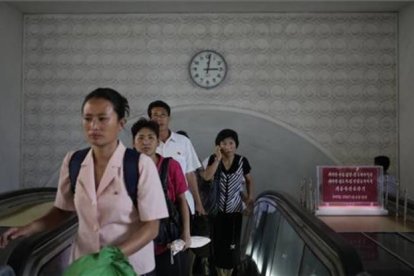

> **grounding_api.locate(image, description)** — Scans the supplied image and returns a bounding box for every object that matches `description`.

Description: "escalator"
[240,191,365,275]
[340,232,414,275]
[3,188,363,276]
[320,195,414,276]
[243,190,414,276]
[0,188,77,276]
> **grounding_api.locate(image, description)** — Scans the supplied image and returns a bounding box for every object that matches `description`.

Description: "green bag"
[64,246,137,276]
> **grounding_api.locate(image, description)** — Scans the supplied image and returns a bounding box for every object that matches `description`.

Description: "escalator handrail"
[256,190,365,276]
[0,188,57,218]
[0,188,57,201]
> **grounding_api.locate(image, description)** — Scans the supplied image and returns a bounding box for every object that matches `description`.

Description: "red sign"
[319,166,381,205]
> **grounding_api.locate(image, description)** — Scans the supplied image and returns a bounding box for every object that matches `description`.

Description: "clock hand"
[205,54,212,73]
[204,68,219,71]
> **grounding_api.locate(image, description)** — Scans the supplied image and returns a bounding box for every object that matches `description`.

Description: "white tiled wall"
[22,13,397,187]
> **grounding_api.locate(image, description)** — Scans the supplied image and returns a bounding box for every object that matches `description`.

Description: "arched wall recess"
[121,105,336,198]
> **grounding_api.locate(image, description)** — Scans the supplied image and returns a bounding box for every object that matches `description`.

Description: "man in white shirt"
[374,155,397,196]
[148,100,206,215]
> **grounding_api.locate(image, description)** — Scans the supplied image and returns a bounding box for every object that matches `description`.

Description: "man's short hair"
[374,155,390,173]
[147,100,171,117]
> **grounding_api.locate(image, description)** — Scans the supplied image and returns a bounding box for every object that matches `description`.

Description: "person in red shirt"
[131,118,191,276]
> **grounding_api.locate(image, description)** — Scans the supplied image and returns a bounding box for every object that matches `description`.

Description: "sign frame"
[315,165,388,216]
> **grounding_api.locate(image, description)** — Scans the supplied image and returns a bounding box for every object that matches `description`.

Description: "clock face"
[189,50,227,89]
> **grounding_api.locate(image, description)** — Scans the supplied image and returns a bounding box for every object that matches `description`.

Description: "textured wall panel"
[23,13,397,187]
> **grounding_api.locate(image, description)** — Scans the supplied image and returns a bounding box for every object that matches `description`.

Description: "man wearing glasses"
[147,100,206,217]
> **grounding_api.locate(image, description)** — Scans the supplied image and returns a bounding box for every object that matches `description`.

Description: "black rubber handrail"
[0,188,57,218]
[255,190,365,276]
[0,188,57,201]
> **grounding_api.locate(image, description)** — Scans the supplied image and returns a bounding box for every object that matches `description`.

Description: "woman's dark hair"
[215,129,239,148]
[82,88,129,120]
[147,100,171,117]
[131,118,160,140]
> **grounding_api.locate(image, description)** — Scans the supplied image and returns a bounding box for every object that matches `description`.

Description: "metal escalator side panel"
[6,216,77,276]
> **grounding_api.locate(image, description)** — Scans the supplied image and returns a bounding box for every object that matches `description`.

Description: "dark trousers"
[141,270,156,276]
[155,249,189,276]
[211,212,242,269]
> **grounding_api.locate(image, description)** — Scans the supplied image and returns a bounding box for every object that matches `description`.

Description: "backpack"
[154,157,182,245]
[69,148,140,208]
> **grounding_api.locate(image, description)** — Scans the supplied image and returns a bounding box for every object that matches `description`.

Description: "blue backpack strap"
[69,148,90,194]
[123,148,140,208]
[69,147,140,208]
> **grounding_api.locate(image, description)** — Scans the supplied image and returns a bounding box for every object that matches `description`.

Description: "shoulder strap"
[214,159,222,179]
[69,148,90,194]
[159,157,178,220]
[123,148,140,208]
[68,147,140,208]
[159,157,171,194]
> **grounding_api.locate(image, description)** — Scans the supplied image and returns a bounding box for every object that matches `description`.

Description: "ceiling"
[5,0,413,14]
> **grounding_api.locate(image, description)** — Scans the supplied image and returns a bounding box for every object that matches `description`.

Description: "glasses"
[151,113,168,119]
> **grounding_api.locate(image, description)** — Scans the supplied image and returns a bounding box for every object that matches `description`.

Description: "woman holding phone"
[202,129,254,276]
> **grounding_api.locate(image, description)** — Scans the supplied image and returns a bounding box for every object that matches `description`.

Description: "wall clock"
[189,50,227,89]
